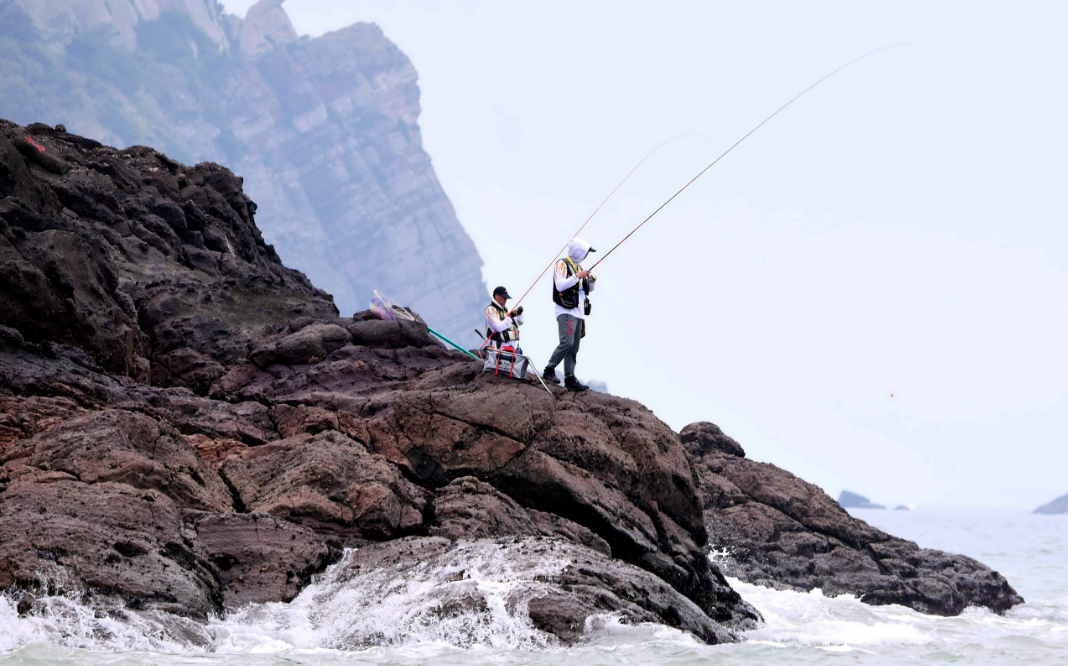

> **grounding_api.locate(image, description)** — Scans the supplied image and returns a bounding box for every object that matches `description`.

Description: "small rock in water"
[16,593,35,616]
[839,490,886,509]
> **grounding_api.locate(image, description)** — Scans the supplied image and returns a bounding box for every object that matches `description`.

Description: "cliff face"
[0,124,1023,647]
[0,0,488,345]
[2,0,231,52]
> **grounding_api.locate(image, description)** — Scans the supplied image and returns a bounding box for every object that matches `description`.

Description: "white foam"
[730,575,1068,659]
[0,592,211,652]
[208,540,578,652]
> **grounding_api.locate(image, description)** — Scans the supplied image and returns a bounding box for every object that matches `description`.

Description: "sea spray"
[211,539,571,651]
[2,510,1066,664]
[0,593,211,652]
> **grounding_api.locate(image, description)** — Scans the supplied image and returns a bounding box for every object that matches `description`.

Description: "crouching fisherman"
[542,238,595,391]
[484,285,525,352]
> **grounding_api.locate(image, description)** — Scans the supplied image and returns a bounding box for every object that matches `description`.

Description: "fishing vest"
[486,300,518,344]
[552,258,584,309]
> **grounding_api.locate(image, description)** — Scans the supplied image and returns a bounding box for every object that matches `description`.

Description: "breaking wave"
[1,510,1066,665]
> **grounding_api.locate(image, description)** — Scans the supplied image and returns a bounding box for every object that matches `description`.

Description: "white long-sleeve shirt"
[554,237,597,320]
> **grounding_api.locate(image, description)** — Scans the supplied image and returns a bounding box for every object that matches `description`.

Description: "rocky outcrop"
[0,124,759,644]
[682,422,1023,616]
[0,126,1022,646]
[0,0,489,345]
[0,120,338,379]
[1034,492,1068,515]
[839,490,886,510]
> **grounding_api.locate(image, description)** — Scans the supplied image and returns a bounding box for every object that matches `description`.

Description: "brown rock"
[680,421,745,458]
[429,476,610,555]
[221,430,430,540]
[270,403,339,438]
[249,324,352,368]
[320,536,742,646]
[24,409,232,512]
[684,420,1024,615]
[192,513,337,606]
[346,317,430,349]
[0,481,221,618]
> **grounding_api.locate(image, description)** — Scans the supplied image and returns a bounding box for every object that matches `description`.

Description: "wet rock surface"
[312,536,740,648]
[0,124,1021,646]
[682,421,1023,615]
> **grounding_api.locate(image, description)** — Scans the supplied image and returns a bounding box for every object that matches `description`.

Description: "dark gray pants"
[545,314,582,378]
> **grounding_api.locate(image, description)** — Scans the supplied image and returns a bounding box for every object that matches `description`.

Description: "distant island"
[1034,493,1068,515]
[839,491,886,510]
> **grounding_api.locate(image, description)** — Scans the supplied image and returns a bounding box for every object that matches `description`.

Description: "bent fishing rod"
[589,46,903,272]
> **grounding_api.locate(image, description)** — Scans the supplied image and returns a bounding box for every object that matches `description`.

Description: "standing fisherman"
[484,286,524,351]
[542,238,596,391]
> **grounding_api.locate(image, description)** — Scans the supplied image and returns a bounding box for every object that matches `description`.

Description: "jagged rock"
[0,120,338,379]
[0,481,222,618]
[684,421,1023,615]
[839,490,886,510]
[1034,492,1068,514]
[346,314,431,349]
[220,430,432,541]
[680,421,745,458]
[429,476,611,555]
[249,323,352,368]
[16,409,232,512]
[192,513,337,606]
[317,537,746,647]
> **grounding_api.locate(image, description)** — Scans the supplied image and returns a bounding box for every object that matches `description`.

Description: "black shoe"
[542,367,561,385]
[564,376,589,392]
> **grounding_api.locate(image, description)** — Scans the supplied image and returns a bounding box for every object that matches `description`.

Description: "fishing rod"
[510,134,699,310]
[589,46,902,272]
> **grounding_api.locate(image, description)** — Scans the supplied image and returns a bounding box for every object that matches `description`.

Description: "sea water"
[1,508,1065,665]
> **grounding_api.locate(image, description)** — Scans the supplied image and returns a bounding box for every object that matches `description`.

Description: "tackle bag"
[483,346,530,380]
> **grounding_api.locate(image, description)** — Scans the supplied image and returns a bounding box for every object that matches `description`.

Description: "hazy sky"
[220,1,1068,509]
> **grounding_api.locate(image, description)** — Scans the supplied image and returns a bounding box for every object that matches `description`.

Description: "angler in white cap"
[542,238,596,391]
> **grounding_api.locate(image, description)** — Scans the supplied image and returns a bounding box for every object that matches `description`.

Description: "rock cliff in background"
[681,422,1023,616]
[0,0,231,52]
[1034,492,1068,515]
[0,0,488,346]
[0,126,1023,647]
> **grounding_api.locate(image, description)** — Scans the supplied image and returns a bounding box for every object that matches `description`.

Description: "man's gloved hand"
[509,306,524,317]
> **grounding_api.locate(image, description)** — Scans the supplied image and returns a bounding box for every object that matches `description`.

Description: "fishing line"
[510,133,701,309]
[589,45,905,272]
